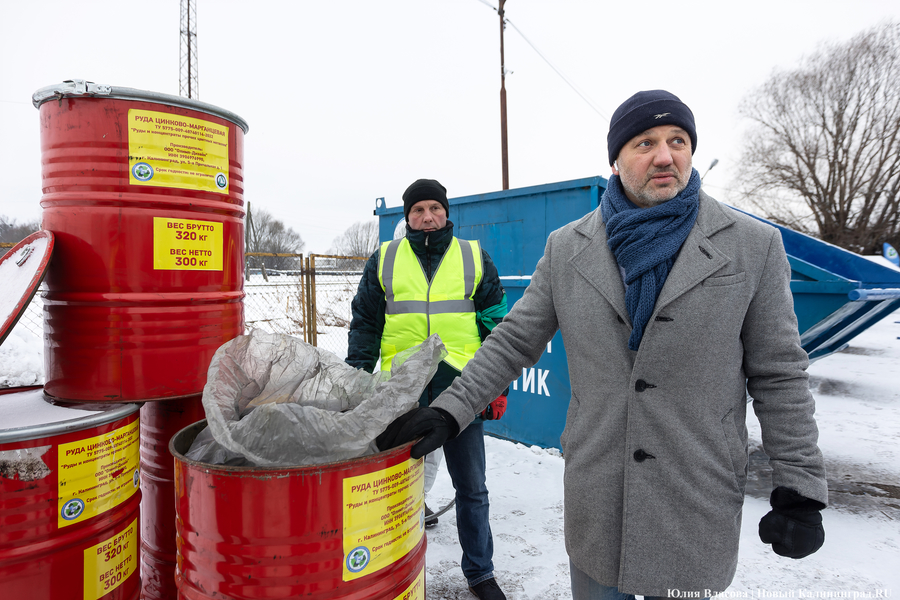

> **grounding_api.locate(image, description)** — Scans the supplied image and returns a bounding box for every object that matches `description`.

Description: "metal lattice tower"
[179,0,199,99]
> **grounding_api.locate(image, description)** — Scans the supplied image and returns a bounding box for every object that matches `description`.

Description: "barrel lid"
[32,79,249,134]
[0,388,140,443]
[0,231,54,348]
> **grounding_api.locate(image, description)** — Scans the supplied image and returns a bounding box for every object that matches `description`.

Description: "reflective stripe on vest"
[378,237,483,371]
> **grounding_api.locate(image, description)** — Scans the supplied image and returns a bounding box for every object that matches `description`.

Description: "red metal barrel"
[139,395,207,600]
[33,79,248,403]
[170,421,427,600]
[0,387,142,599]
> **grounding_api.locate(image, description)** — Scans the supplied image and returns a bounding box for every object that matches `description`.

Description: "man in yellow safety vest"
[347,178,509,600]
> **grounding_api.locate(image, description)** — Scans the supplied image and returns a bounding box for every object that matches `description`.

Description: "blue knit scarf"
[601,168,701,350]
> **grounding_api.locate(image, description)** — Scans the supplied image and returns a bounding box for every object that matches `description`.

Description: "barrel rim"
[32,79,249,134]
[0,231,54,348]
[170,419,417,473]
[0,396,140,444]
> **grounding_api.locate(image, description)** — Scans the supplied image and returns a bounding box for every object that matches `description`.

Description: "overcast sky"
[3,1,900,252]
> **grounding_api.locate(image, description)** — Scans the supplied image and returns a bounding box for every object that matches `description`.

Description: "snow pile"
[0,326,43,387]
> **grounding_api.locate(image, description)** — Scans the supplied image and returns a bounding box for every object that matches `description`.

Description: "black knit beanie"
[402,179,449,221]
[607,90,697,166]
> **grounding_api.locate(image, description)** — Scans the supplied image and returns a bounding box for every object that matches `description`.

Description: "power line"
[504,19,609,122]
[475,0,609,122]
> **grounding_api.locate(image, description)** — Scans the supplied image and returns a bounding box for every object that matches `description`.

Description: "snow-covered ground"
[424,312,900,599]
[2,308,898,599]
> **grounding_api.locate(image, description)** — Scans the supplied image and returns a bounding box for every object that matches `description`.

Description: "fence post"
[310,255,318,347]
[244,202,251,281]
[303,255,313,345]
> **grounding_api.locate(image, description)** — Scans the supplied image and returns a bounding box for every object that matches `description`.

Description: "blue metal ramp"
[739,209,900,361]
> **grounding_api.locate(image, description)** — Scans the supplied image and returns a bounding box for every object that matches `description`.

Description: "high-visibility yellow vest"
[378,237,483,371]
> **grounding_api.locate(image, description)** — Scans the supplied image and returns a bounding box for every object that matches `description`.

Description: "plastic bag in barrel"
[186,330,447,467]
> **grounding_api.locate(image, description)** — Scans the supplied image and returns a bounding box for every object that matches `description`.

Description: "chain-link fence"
[3,253,369,369]
[243,252,307,337]
[242,253,367,360]
[8,288,43,339]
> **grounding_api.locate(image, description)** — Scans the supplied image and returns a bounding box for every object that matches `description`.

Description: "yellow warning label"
[392,567,425,600]
[83,518,138,600]
[342,458,424,581]
[152,217,224,271]
[127,108,230,194]
[57,420,140,528]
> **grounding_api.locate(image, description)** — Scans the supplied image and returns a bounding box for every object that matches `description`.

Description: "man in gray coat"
[376,90,828,599]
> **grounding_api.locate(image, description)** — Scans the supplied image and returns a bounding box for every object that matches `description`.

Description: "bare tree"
[328,219,379,272]
[736,21,900,254]
[245,206,305,271]
[1,215,41,257]
[329,219,379,257]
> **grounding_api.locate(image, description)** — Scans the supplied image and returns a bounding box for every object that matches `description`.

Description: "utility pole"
[499,0,509,190]
[180,0,199,99]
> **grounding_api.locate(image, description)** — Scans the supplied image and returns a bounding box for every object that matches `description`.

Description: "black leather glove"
[759,486,825,559]
[376,407,460,460]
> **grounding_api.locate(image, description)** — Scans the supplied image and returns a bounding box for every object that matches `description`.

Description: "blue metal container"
[375,177,900,449]
[484,278,572,448]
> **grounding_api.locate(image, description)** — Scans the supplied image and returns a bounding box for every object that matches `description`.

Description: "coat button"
[633,449,655,462]
[634,379,656,392]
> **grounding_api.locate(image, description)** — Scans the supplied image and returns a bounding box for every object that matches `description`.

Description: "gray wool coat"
[433,191,828,596]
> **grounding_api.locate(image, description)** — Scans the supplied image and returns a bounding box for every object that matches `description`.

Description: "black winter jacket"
[346,222,506,408]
